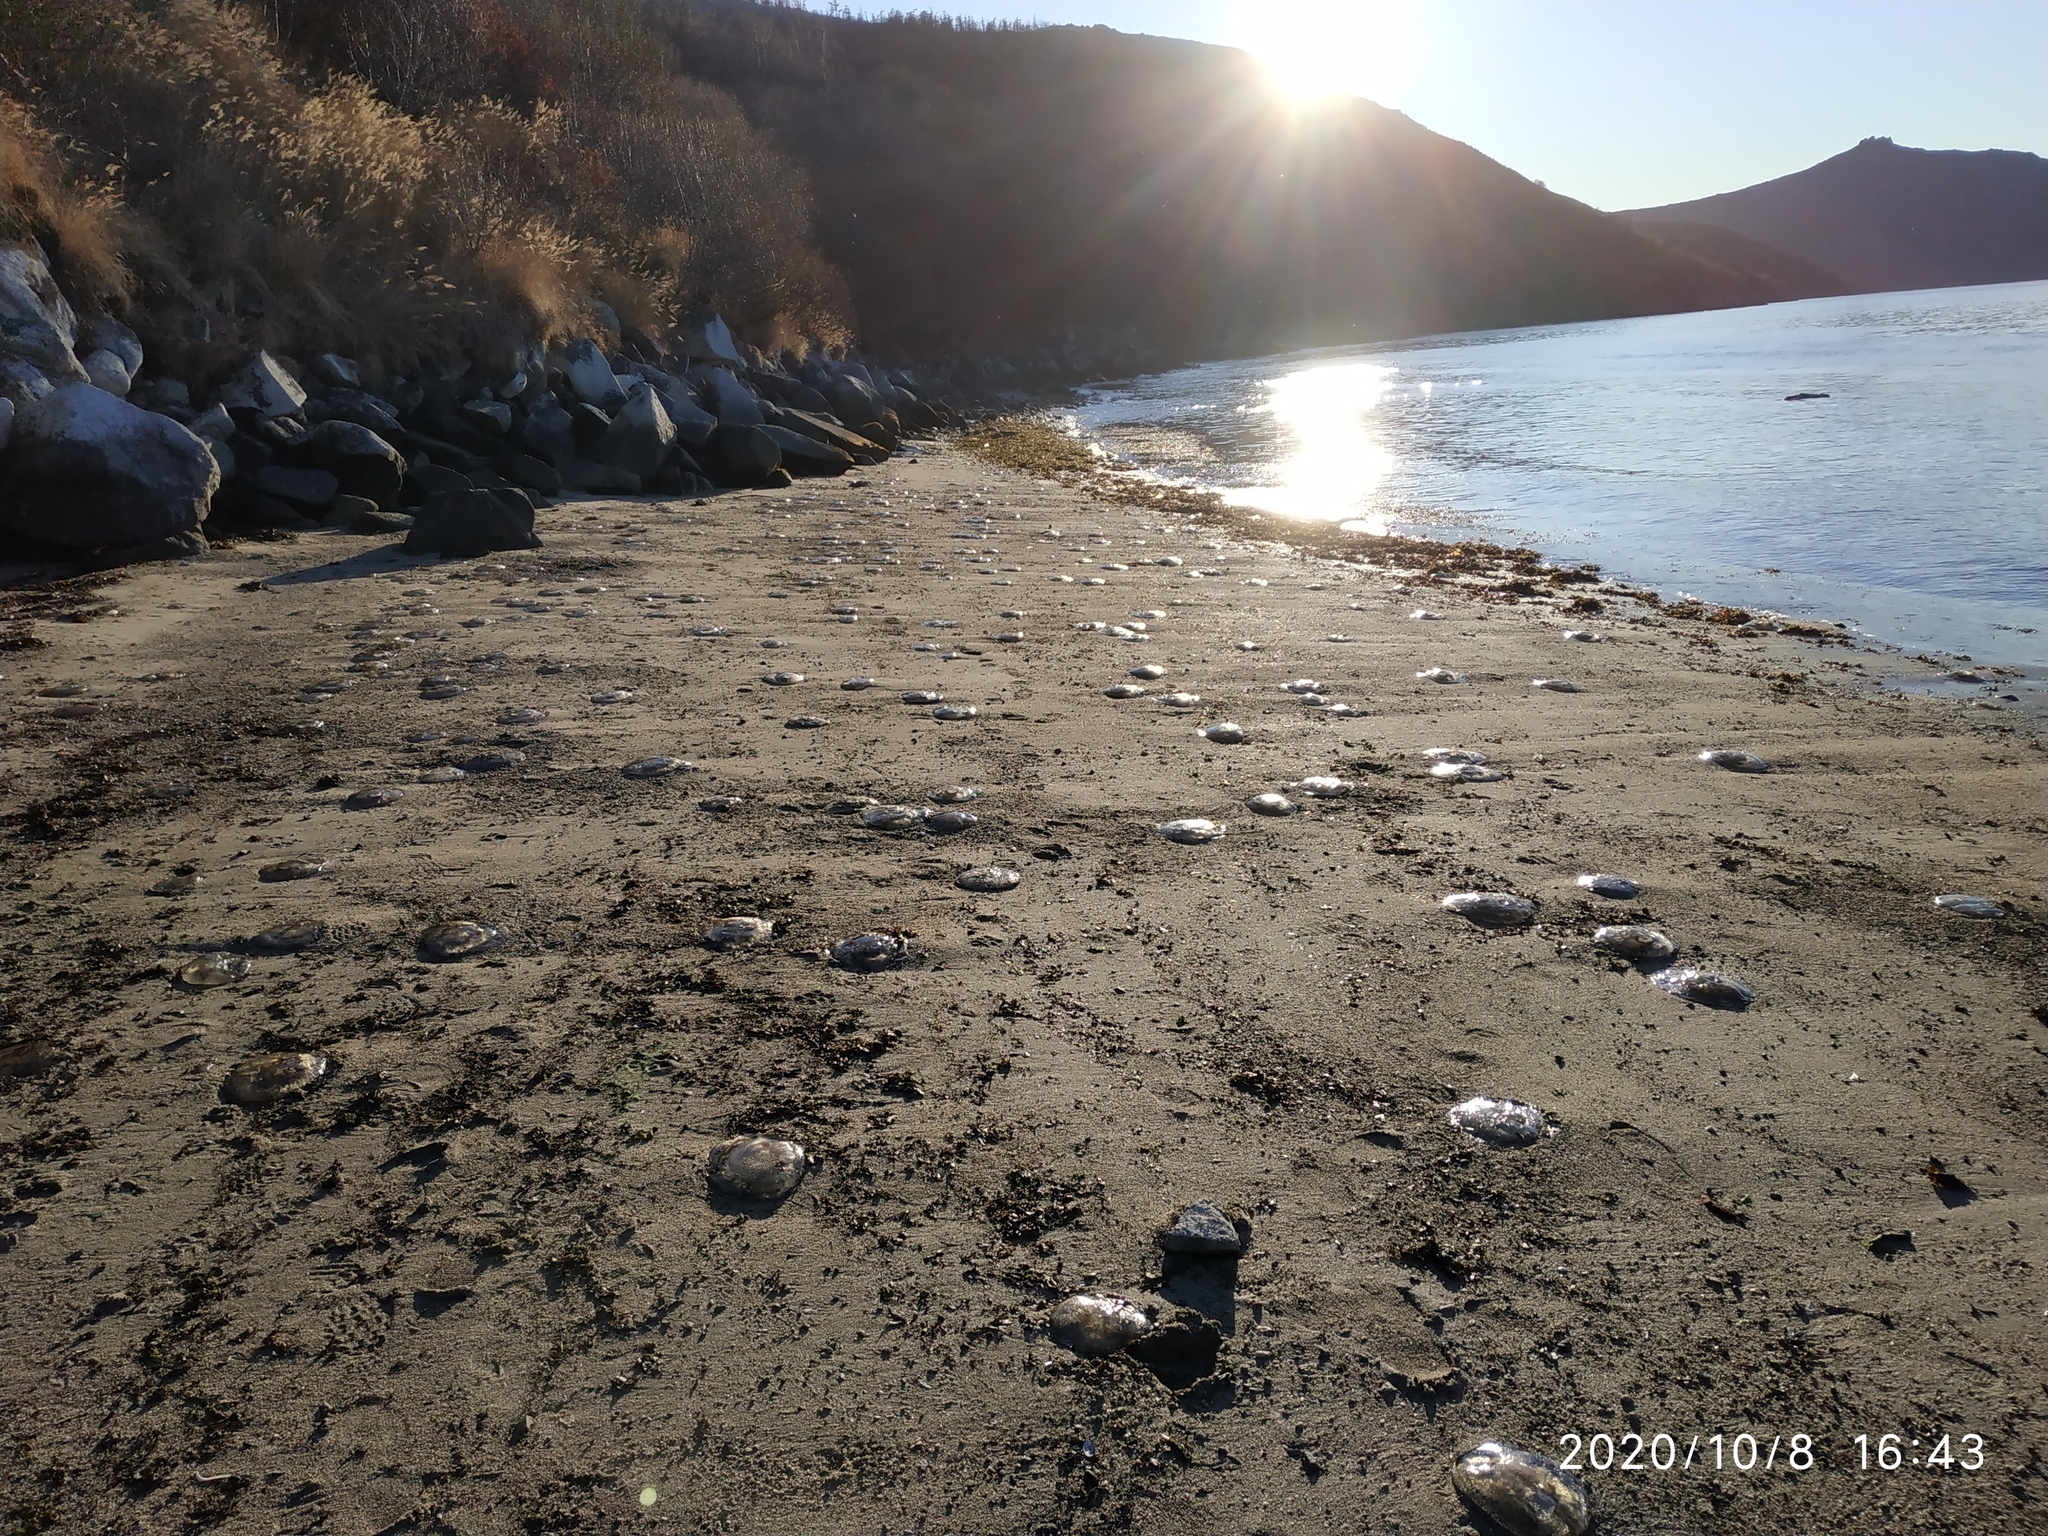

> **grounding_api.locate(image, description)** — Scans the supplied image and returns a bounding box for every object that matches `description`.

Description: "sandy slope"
[2,441,2042,1536]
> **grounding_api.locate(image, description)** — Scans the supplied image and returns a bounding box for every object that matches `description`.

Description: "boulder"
[698,424,781,487]
[595,385,675,481]
[78,350,129,398]
[0,239,86,384]
[78,315,143,377]
[0,396,12,456]
[203,437,235,482]
[778,408,887,464]
[561,460,641,494]
[80,527,206,571]
[503,453,562,495]
[520,397,577,466]
[404,486,540,557]
[761,425,852,478]
[306,388,401,436]
[305,419,406,509]
[562,339,623,409]
[247,464,339,508]
[462,398,512,436]
[190,403,235,440]
[323,495,410,535]
[684,313,743,365]
[408,462,472,497]
[703,367,766,426]
[640,370,717,447]
[0,356,55,409]
[313,352,362,388]
[218,352,307,419]
[0,382,218,550]
[131,377,191,412]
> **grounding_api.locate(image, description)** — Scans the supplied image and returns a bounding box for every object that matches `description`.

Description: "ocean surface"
[1066,281,2048,682]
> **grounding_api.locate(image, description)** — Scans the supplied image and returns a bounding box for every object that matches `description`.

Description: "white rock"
[218,351,306,418]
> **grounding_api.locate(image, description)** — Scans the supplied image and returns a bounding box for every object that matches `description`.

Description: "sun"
[1228,0,1425,108]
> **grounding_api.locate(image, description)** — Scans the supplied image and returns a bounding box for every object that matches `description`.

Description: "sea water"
[1068,281,2047,681]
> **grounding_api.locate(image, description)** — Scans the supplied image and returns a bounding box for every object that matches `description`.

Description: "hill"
[1622,138,2048,296]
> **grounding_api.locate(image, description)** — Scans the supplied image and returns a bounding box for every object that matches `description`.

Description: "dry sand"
[2,437,2043,1536]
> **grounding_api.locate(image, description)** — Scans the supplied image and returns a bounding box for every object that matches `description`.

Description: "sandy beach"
[2,434,2042,1536]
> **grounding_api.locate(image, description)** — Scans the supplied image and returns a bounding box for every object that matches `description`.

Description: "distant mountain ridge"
[1622,138,2048,297]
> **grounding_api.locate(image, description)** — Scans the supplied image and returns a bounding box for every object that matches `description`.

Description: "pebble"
[1104,683,1147,699]
[418,920,506,961]
[1531,678,1579,692]
[1452,1440,1592,1536]
[1432,762,1503,782]
[931,704,979,721]
[1576,873,1639,899]
[1416,667,1466,683]
[706,1136,806,1201]
[862,804,926,831]
[342,787,404,810]
[929,785,981,804]
[1246,793,1297,816]
[1698,748,1771,773]
[1130,664,1167,680]
[1161,1200,1243,1255]
[1049,1294,1152,1357]
[706,917,775,947]
[177,952,251,989]
[1592,924,1676,962]
[258,858,332,882]
[592,689,637,705]
[1932,894,2005,919]
[1293,776,1351,798]
[459,750,525,773]
[956,866,1022,893]
[832,932,908,971]
[1442,891,1536,927]
[219,1051,329,1107]
[1157,818,1225,844]
[1200,722,1247,744]
[765,672,804,686]
[623,756,692,779]
[926,809,979,834]
[1448,1096,1547,1148]
[249,921,326,954]
[785,716,827,729]
[1653,967,1754,1008]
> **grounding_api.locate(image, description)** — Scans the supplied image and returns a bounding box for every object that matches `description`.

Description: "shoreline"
[2,438,2042,1535]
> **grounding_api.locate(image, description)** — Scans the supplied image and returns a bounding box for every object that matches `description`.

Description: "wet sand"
[2,439,2043,1535]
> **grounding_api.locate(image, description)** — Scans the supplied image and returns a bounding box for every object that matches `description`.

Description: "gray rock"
[699,423,781,486]
[561,459,641,494]
[310,388,402,436]
[80,349,132,396]
[0,396,11,456]
[0,239,85,383]
[131,377,189,411]
[313,352,361,388]
[78,315,143,376]
[703,367,765,425]
[1162,1201,1243,1255]
[0,382,218,550]
[595,384,675,481]
[761,424,852,477]
[461,398,512,436]
[640,370,717,446]
[248,464,339,508]
[684,312,743,364]
[218,351,306,419]
[520,396,577,466]
[305,419,405,508]
[202,436,235,481]
[0,355,56,408]
[403,485,540,557]
[562,338,622,408]
[190,403,235,440]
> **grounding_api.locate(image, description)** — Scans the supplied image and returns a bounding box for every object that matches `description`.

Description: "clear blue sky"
[810,1,2048,210]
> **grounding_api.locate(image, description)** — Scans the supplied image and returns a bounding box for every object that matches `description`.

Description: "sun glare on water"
[1230,0,1425,108]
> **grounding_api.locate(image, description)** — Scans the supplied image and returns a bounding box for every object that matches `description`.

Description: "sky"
[809,0,2048,210]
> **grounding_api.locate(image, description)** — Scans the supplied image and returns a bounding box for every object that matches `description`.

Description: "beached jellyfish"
[1246,793,1297,817]
[220,1052,329,1108]
[1157,818,1225,844]
[1432,762,1504,782]
[925,810,979,834]
[931,704,979,721]
[1104,684,1147,699]
[705,917,774,948]
[342,787,404,810]
[259,858,332,882]
[1442,892,1535,928]
[832,932,908,972]
[249,922,326,954]
[956,866,1023,893]
[1932,894,2005,919]
[1200,722,1247,744]
[707,1137,806,1201]
[459,750,525,773]
[1698,748,1770,773]
[861,805,926,831]
[1292,776,1352,798]
[623,757,691,779]
[1576,873,1639,899]
[177,953,251,989]
[1416,667,1466,684]
[1653,967,1753,1008]
[928,786,981,804]
[1531,678,1580,692]
[1049,1295,1152,1357]
[1447,1096,1547,1148]
[1451,1440,1591,1536]
[418,920,506,961]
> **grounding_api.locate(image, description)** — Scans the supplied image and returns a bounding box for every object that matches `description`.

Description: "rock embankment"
[0,235,957,571]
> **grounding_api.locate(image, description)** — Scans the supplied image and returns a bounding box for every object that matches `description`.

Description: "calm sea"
[1067,281,2048,682]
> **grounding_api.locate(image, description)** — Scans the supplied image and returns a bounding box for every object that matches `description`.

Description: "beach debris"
[700,795,746,812]
[1577,873,1639,899]
[259,857,332,882]
[1200,722,1247,744]
[1933,894,2005,919]
[1442,892,1536,928]
[1161,1200,1244,1255]
[957,866,1023,892]
[902,690,944,705]
[1292,776,1352,798]
[1158,818,1225,844]
[1433,762,1504,782]
[1410,608,1444,620]
[1283,679,1323,694]
[419,766,468,783]
[177,952,251,989]
[498,707,548,725]
[342,787,405,810]
[707,1137,807,1201]
[1049,1294,1153,1357]
[1246,792,1297,816]
[785,716,827,729]
[1131,664,1167,680]
[1104,683,1147,699]
[1448,1096,1547,1148]
[862,804,926,831]
[765,671,804,686]
[1532,678,1580,692]
[929,785,981,804]
[459,750,525,773]
[1452,1440,1592,1536]
[1699,748,1771,773]
[1157,692,1201,708]
[592,688,637,705]
[1654,967,1754,1008]
[842,677,877,690]
[832,932,908,971]
[926,809,979,834]
[220,1051,329,1108]
[932,704,979,721]
[418,920,506,961]
[706,917,775,948]
[249,921,326,954]
[147,874,201,898]
[1592,925,1675,962]
[623,756,691,779]
[1416,667,1466,684]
